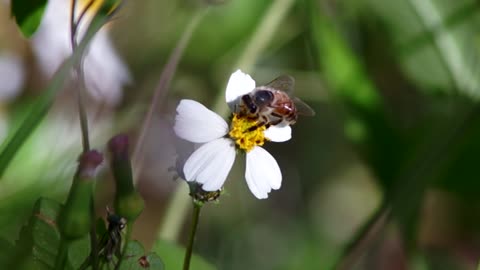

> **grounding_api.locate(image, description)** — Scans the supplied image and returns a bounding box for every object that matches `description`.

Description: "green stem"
[89,196,99,270]
[70,0,91,153]
[70,2,102,268]
[183,203,201,270]
[54,240,69,270]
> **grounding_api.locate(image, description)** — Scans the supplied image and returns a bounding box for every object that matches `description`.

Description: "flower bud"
[58,150,103,240]
[108,134,144,221]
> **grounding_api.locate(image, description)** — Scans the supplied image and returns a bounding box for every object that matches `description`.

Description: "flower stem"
[183,203,202,270]
[70,1,96,268]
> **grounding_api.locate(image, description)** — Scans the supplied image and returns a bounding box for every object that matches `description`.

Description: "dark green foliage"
[10,0,47,37]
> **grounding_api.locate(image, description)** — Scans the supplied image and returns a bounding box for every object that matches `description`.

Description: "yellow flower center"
[228,114,267,152]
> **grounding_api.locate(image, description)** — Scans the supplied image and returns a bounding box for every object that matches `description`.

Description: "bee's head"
[242,94,258,114]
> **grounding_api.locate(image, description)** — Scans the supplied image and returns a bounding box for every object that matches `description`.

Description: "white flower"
[174,70,292,199]
[31,0,131,106]
[0,52,25,102]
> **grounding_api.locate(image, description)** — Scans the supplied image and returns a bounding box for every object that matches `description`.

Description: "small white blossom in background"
[0,52,25,102]
[31,0,131,106]
[174,70,293,199]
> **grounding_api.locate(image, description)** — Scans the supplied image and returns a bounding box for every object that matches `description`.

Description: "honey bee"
[237,74,315,127]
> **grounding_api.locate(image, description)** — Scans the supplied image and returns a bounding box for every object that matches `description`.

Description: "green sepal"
[109,135,144,221]
[58,180,94,240]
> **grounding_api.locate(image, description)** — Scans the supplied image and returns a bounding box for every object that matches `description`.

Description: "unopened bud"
[59,150,103,239]
[108,134,144,221]
[77,150,104,179]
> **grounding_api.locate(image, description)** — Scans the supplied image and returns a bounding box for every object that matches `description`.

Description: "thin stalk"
[70,0,91,153]
[132,9,209,183]
[183,203,202,270]
[75,64,91,152]
[89,196,98,270]
[70,0,77,50]
[70,1,96,268]
[158,0,296,243]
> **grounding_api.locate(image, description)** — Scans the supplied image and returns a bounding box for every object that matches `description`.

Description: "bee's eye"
[254,90,273,106]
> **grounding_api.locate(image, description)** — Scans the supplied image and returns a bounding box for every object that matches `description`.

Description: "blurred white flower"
[0,52,25,102]
[174,70,291,199]
[31,0,131,105]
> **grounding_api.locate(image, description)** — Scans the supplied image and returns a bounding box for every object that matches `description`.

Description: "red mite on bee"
[236,74,315,130]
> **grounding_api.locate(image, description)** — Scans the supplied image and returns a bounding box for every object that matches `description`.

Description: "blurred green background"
[2,0,480,269]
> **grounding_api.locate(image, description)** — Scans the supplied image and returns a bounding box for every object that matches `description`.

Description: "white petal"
[31,0,130,106]
[245,147,282,199]
[183,138,236,191]
[225,69,256,106]
[174,100,228,143]
[264,125,292,142]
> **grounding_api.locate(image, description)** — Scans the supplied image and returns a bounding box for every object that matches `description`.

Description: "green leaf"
[361,0,480,99]
[10,0,47,37]
[7,197,92,270]
[152,240,215,270]
[12,197,62,270]
[118,241,164,270]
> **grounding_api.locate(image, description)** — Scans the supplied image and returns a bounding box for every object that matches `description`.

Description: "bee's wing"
[293,97,315,116]
[264,75,295,94]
